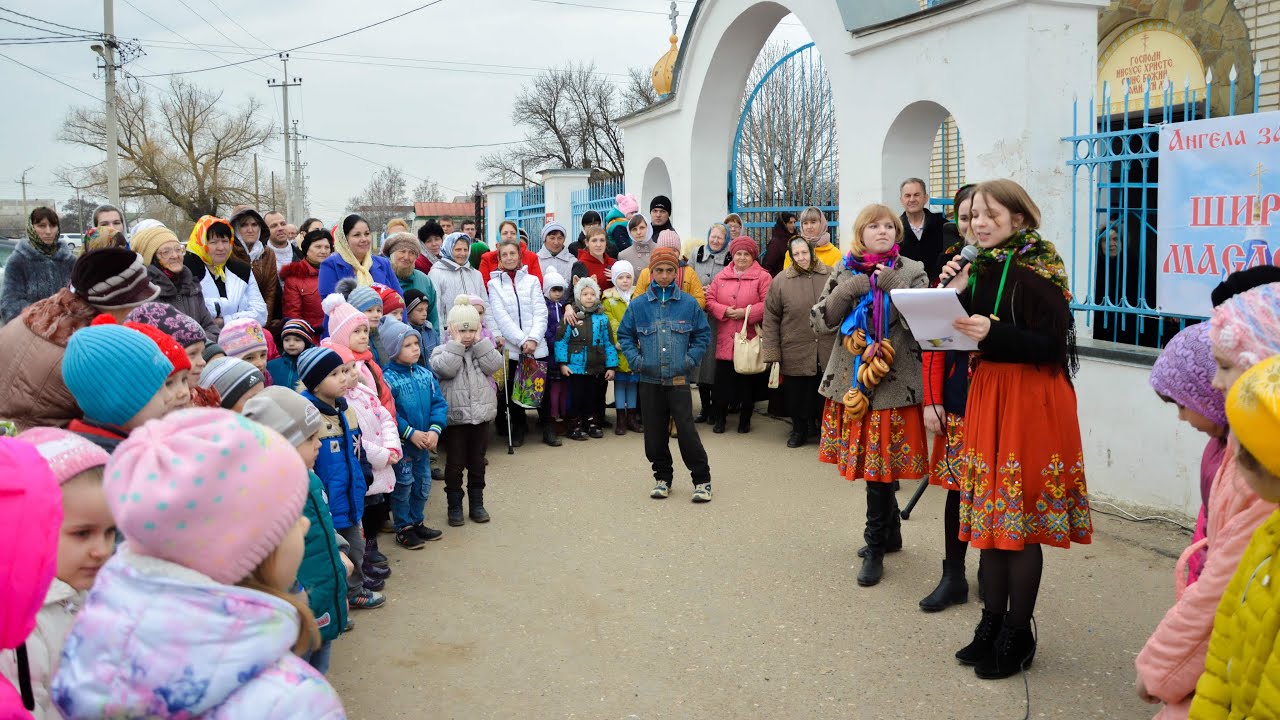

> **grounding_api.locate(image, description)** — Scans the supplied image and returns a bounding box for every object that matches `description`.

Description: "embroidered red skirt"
[958,362,1092,550]
[928,412,967,491]
[818,400,928,484]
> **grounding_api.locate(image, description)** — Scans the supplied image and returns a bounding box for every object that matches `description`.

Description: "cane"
[502,347,514,455]
[898,478,929,520]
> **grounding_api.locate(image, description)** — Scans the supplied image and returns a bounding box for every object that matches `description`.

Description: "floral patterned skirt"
[818,400,928,484]
[958,362,1092,550]
[928,412,967,491]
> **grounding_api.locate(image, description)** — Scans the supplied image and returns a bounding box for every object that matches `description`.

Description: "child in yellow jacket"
[1189,353,1280,719]
[603,260,640,434]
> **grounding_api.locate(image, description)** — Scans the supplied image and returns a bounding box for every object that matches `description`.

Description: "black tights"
[979,545,1043,627]
[943,489,968,565]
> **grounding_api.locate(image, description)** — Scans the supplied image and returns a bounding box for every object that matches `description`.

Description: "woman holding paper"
[942,179,1091,682]
[811,203,928,589]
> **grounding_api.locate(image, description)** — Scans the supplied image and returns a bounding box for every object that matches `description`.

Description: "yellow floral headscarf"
[187,215,234,280]
[334,215,374,286]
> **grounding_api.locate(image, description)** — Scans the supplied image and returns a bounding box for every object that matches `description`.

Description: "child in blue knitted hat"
[267,319,316,392]
[62,323,178,450]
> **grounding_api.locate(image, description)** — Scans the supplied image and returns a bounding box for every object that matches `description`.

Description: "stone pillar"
[537,168,593,235]
[482,184,521,246]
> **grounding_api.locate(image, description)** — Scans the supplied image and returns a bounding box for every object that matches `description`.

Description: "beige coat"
[810,258,928,411]
[0,289,97,430]
[762,261,835,377]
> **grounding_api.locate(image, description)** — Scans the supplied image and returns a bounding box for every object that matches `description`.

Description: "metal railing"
[1064,62,1262,349]
[570,178,625,241]
[503,185,546,252]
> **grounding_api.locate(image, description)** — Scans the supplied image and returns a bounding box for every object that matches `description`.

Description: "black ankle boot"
[786,430,805,448]
[856,548,884,587]
[712,416,727,434]
[975,623,1036,679]
[919,560,970,612]
[956,609,1005,665]
[543,423,562,447]
[446,490,465,527]
[737,413,751,434]
[468,488,490,523]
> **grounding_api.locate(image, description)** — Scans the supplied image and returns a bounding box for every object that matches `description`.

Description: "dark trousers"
[864,481,901,548]
[784,374,823,431]
[566,374,606,421]
[639,383,711,486]
[713,359,761,421]
[361,494,389,540]
[443,423,488,493]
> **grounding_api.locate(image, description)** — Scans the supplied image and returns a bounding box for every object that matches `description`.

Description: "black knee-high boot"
[695,384,712,423]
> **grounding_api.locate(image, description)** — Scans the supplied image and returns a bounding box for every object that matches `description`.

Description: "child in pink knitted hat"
[1,428,111,720]
[219,317,270,381]
[323,292,396,417]
[51,408,345,718]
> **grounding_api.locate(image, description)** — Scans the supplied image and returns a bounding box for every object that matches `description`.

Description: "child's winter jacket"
[266,353,302,393]
[0,579,83,720]
[544,298,564,374]
[1189,509,1280,719]
[409,320,440,369]
[384,360,449,452]
[555,304,618,375]
[345,382,401,495]
[300,469,348,645]
[430,338,504,425]
[51,549,346,719]
[303,391,366,530]
[601,288,631,373]
[1135,443,1277,718]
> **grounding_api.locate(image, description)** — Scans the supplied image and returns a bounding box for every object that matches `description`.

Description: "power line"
[202,0,275,52]
[120,0,271,80]
[0,50,100,100]
[308,135,523,150]
[309,138,469,197]
[171,0,278,75]
[0,16,97,39]
[0,6,99,35]
[135,0,449,78]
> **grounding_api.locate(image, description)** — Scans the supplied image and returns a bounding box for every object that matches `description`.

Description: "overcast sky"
[0,0,811,225]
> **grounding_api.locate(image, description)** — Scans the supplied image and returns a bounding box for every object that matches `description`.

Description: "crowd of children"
[2,186,1280,718]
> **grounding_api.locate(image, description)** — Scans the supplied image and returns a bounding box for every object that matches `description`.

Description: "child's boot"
[543,421,562,447]
[469,488,490,523]
[365,536,388,567]
[586,416,604,439]
[628,409,644,433]
[446,489,465,527]
[567,418,588,441]
[614,409,628,436]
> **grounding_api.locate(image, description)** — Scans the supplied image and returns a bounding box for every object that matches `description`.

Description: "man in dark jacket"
[616,248,713,504]
[898,178,947,283]
[229,207,283,336]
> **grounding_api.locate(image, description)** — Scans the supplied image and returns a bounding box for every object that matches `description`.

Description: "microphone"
[940,245,979,287]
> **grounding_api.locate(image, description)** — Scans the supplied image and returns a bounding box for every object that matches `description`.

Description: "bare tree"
[411,178,445,203]
[622,66,659,114]
[347,166,413,234]
[58,78,275,221]
[477,62,653,183]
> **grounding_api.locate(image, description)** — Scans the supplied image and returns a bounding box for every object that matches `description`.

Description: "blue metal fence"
[504,185,546,251]
[729,42,839,249]
[1065,62,1262,349]
[570,178,625,240]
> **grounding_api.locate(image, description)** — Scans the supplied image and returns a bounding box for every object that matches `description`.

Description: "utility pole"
[253,153,261,209]
[16,167,34,220]
[267,54,301,215]
[92,0,120,207]
[291,119,305,221]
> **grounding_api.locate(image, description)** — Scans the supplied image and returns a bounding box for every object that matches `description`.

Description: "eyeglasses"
[156,246,186,260]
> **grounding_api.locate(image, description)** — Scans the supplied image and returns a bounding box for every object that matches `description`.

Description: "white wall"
[1075,355,1202,518]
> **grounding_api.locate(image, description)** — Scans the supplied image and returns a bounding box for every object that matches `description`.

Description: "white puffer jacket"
[487,267,548,359]
[185,255,268,325]
[0,578,83,720]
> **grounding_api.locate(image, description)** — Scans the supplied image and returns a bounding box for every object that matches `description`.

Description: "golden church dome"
[651,34,679,96]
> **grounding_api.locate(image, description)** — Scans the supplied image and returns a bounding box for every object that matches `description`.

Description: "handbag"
[511,356,547,409]
[767,362,781,389]
[733,305,766,375]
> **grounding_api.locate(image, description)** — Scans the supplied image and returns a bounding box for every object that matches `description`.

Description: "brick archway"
[1098,0,1255,114]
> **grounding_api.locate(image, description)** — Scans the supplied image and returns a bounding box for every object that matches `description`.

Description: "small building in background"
[412,201,477,232]
[0,198,56,239]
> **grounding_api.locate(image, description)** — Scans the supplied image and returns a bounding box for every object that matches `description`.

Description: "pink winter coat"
[704,262,772,362]
[1134,443,1278,718]
[346,381,402,495]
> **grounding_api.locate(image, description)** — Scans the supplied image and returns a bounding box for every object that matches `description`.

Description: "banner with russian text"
[1158,111,1280,317]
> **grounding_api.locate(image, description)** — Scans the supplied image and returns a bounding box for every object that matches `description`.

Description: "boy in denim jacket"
[616,248,713,502]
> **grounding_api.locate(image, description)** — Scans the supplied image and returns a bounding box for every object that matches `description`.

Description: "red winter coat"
[705,262,772,362]
[280,260,323,329]
[479,242,543,289]
[572,250,615,292]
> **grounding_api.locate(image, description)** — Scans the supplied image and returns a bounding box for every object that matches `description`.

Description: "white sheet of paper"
[889,288,979,352]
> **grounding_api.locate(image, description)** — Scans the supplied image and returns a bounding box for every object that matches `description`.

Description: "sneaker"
[343,618,355,631]
[412,523,443,541]
[692,483,713,503]
[363,576,385,592]
[396,529,426,550]
[349,588,385,610]
[650,481,670,499]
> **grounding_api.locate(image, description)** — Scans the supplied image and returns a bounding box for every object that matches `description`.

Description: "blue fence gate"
[570,178,625,241]
[1065,63,1262,349]
[504,185,546,251]
[729,42,838,250]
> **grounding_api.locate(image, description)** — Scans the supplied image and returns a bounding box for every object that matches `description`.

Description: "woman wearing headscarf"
[183,216,267,326]
[761,237,834,448]
[0,207,75,323]
[689,222,731,422]
[705,235,772,434]
[131,223,220,343]
[429,232,490,334]
[761,211,797,277]
[786,206,841,271]
[317,214,402,298]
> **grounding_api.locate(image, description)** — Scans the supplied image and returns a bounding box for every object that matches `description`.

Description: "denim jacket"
[616,282,711,385]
